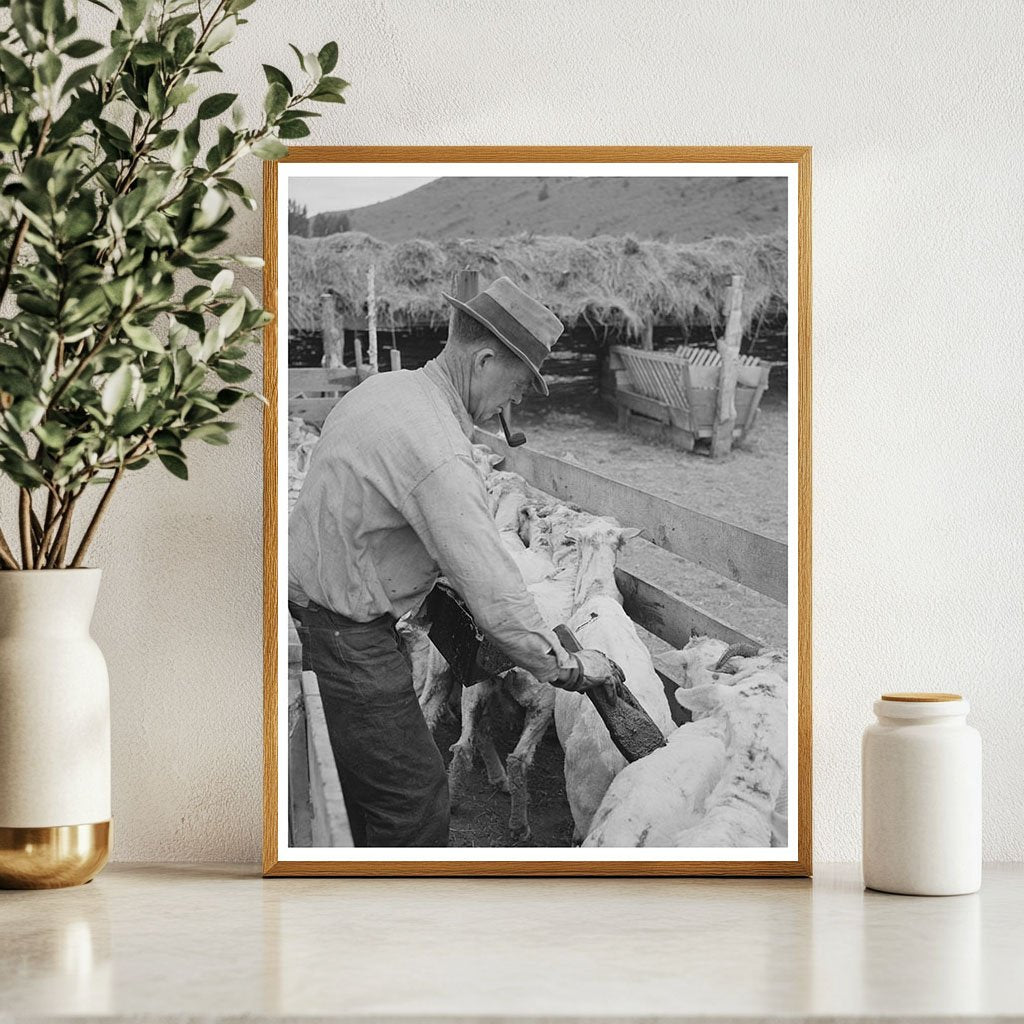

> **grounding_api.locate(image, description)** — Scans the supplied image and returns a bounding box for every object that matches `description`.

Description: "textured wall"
[63,0,1024,862]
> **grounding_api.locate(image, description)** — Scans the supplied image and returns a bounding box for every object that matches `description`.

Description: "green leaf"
[63,38,104,58]
[277,120,310,140]
[210,269,234,294]
[9,399,45,433]
[203,16,236,53]
[262,64,292,94]
[309,88,346,104]
[101,365,133,414]
[182,285,211,309]
[318,41,339,75]
[10,1,44,52]
[251,138,287,160]
[264,82,289,117]
[146,74,166,117]
[215,387,247,408]
[34,421,70,449]
[318,76,349,93]
[300,50,321,79]
[0,50,33,87]
[189,422,231,445]
[158,452,188,479]
[198,91,237,119]
[38,51,62,86]
[61,63,98,96]
[112,406,150,435]
[173,26,196,65]
[121,0,151,33]
[166,82,199,107]
[96,43,127,81]
[150,128,177,149]
[123,322,164,353]
[181,365,207,392]
[214,362,251,383]
[132,42,168,66]
[218,296,246,339]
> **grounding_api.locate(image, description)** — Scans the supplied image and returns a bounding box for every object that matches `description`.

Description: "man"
[288,276,622,848]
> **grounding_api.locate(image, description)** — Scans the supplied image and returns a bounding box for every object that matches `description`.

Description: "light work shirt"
[288,359,562,682]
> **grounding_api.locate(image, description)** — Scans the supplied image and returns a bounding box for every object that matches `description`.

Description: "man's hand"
[553,649,623,703]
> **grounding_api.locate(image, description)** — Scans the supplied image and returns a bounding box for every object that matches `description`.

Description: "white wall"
[69,0,1024,863]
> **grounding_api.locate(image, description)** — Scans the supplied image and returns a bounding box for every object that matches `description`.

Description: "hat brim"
[443,292,549,397]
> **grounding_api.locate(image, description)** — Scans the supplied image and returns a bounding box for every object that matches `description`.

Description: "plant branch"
[46,298,141,414]
[70,465,124,568]
[35,486,67,566]
[44,490,80,569]
[0,526,20,570]
[18,489,34,569]
[0,113,52,309]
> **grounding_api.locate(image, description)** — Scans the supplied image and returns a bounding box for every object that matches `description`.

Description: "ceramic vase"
[0,569,111,888]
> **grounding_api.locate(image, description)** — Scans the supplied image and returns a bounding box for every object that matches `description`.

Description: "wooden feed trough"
[608,272,773,457]
[609,344,771,454]
[287,432,787,848]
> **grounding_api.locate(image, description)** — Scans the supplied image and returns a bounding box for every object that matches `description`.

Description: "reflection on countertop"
[2,863,1021,1020]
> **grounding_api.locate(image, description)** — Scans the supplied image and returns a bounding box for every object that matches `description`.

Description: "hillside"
[327,176,787,243]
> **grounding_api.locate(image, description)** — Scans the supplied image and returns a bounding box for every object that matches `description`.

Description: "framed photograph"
[263,147,811,877]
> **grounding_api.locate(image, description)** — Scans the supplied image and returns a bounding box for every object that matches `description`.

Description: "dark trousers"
[289,602,449,847]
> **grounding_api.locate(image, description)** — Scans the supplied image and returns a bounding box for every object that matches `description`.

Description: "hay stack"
[288,230,788,339]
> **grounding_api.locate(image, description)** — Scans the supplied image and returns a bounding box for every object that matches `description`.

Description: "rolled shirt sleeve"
[400,454,563,682]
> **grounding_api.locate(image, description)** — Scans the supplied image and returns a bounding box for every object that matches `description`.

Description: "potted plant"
[0,0,346,887]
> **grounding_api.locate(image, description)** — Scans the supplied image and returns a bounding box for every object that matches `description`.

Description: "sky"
[289,176,439,215]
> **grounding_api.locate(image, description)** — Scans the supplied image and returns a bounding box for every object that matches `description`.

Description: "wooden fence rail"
[473,428,787,605]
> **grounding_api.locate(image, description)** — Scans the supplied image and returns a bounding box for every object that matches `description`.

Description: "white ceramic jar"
[862,692,981,896]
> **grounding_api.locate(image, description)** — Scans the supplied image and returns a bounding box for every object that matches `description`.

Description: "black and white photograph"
[268,150,810,875]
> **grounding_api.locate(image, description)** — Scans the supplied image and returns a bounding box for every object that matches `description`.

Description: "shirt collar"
[420,358,475,440]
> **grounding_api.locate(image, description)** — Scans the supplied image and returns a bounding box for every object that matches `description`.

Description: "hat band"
[469,292,551,371]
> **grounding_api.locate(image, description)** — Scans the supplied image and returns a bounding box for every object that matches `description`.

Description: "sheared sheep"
[554,519,675,843]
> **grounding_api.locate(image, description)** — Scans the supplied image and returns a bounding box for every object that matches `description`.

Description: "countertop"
[2,863,1022,1022]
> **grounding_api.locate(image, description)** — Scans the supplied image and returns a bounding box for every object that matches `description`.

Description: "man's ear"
[474,346,499,373]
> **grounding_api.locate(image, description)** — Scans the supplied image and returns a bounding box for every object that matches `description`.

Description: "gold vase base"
[0,821,110,889]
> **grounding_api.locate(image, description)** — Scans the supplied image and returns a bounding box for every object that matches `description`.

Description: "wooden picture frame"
[263,147,812,877]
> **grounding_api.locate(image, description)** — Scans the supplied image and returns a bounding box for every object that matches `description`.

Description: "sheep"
[585,643,790,851]
[447,474,567,840]
[656,635,731,691]
[554,519,676,843]
[448,675,511,800]
[287,417,319,510]
[669,668,788,847]
[714,642,789,682]
[395,613,454,734]
[582,715,728,847]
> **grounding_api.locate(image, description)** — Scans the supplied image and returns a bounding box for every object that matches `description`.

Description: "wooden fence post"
[367,264,378,374]
[710,273,744,458]
[320,293,343,367]
[450,269,480,320]
[352,326,364,373]
[389,349,402,371]
[640,319,654,351]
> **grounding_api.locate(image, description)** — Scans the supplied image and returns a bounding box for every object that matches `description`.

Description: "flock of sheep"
[288,416,789,849]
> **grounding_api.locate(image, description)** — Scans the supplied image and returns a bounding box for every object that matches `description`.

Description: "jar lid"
[874,695,969,719]
[881,692,962,702]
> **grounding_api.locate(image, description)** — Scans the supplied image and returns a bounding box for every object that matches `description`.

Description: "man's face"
[467,347,536,425]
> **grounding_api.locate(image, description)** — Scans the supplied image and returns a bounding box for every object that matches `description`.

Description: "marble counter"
[2,863,1022,1021]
